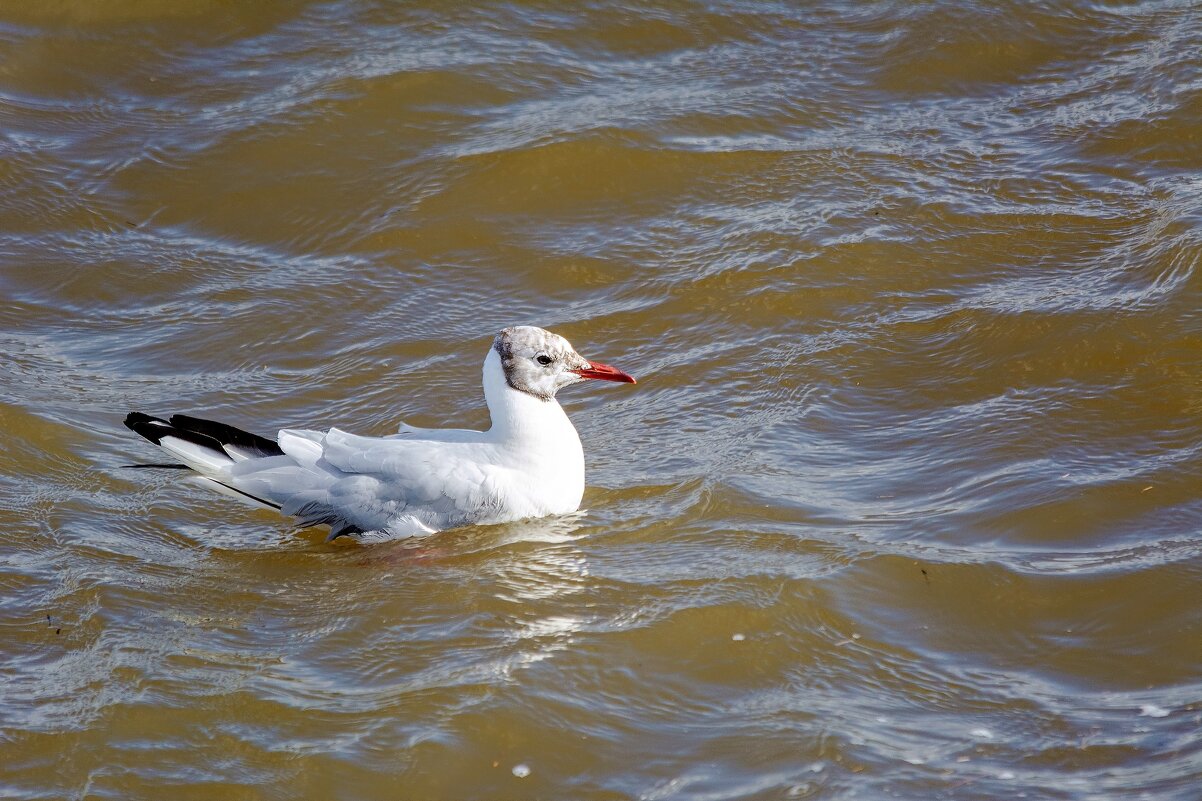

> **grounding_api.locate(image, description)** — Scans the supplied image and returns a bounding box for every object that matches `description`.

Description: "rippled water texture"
[3,2,1201,798]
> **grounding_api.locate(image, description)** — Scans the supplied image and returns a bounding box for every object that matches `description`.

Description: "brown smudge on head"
[492,326,586,401]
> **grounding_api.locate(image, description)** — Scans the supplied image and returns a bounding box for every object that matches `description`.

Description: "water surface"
[2,2,1201,798]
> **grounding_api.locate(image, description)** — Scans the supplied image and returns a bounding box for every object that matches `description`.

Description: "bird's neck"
[482,348,577,445]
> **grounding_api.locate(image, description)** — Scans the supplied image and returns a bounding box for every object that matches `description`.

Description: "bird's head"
[493,326,636,401]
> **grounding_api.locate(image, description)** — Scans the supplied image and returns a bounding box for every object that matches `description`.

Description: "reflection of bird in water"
[352,512,594,674]
[121,327,635,542]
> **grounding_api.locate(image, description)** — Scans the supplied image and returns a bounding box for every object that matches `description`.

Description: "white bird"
[124,326,636,541]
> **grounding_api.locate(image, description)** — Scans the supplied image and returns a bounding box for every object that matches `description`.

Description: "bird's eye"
[536,354,553,366]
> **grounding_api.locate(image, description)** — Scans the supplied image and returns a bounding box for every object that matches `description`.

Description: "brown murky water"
[3,2,1201,798]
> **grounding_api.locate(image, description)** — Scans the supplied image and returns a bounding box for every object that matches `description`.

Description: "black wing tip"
[124,411,170,444]
[125,411,161,428]
[123,411,226,455]
[168,413,215,429]
[165,413,284,458]
[124,411,283,458]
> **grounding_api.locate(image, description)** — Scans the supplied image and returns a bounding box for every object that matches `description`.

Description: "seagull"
[123,326,636,541]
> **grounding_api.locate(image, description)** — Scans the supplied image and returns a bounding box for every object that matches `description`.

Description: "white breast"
[471,348,586,520]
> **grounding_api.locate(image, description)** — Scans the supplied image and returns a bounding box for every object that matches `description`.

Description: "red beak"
[573,360,636,384]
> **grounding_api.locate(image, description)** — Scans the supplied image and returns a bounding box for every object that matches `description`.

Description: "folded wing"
[125,412,506,539]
